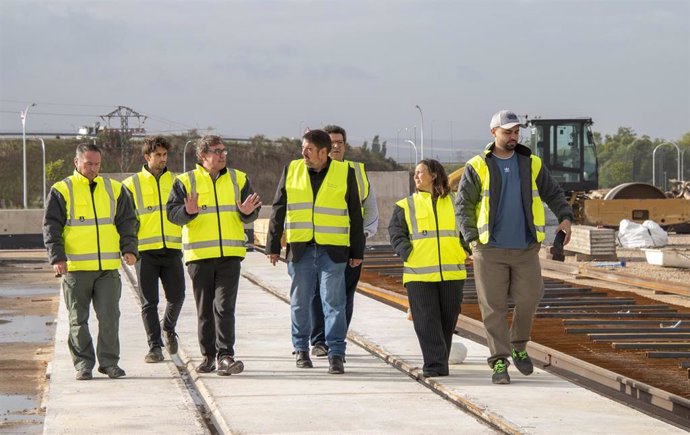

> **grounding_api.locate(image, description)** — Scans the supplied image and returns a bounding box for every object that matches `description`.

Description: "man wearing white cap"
[455,110,573,384]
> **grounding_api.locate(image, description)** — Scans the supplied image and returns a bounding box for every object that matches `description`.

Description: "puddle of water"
[0,286,59,297]
[0,394,42,423]
[0,315,55,343]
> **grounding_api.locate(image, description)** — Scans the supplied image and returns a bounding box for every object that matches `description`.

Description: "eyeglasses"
[208,149,228,156]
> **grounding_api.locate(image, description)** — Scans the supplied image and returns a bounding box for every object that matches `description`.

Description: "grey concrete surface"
[41,252,687,434]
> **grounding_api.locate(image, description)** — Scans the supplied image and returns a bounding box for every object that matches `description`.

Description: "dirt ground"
[0,250,58,433]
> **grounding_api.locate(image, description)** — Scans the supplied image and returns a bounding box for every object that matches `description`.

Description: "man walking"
[43,143,138,380]
[266,129,364,374]
[123,136,185,363]
[456,110,573,384]
[167,135,261,376]
[309,125,378,357]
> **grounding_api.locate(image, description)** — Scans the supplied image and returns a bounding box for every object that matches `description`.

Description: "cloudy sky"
[1,0,688,160]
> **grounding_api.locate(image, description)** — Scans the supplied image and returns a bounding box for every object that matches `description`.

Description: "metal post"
[415,105,424,160]
[183,140,193,172]
[36,138,46,207]
[651,142,680,188]
[405,139,418,166]
[21,103,36,208]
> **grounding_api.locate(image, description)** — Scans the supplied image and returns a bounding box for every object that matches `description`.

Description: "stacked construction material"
[565,225,617,259]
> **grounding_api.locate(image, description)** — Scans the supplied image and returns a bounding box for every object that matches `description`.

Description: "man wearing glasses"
[167,135,262,376]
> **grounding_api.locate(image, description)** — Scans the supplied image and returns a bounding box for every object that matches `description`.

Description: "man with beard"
[266,129,364,375]
[455,110,573,384]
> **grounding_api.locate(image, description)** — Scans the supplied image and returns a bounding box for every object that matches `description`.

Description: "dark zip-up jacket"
[455,143,574,244]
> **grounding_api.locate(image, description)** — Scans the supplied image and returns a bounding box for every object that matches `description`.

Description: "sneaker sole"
[97,367,126,378]
[144,356,164,363]
[218,361,244,376]
[197,365,216,373]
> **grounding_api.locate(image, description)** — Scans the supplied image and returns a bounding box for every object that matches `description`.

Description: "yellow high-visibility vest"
[285,159,350,246]
[177,165,247,262]
[467,151,546,244]
[52,170,123,271]
[123,167,182,251]
[397,191,467,284]
[345,160,370,216]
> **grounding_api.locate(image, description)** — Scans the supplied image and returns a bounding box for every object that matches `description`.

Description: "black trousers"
[406,280,464,375]
[135,250,185,350]
[187,257,241,359]
[310,262,361,346]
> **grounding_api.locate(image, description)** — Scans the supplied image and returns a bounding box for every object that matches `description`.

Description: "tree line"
[0,132,402,209]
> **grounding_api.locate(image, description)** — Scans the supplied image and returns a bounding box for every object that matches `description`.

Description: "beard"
[504,141,517,150]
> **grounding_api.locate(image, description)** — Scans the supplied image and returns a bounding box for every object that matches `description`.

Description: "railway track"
[355,245,690,429]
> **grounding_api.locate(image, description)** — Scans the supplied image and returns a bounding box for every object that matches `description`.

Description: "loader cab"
[527,118,599,193]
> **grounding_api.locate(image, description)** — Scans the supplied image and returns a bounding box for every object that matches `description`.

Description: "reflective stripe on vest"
[123,168,182,251]
[285,159,350,246]
[468,152,546,244]
[396,192,466,284]
[53,171,122,271]
[177,165,247,262]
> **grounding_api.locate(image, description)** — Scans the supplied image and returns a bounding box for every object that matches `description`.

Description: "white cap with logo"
[490,110,525,130]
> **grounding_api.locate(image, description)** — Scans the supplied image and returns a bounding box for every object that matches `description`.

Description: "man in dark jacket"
[455,110,573,385]
[43,143,138,380]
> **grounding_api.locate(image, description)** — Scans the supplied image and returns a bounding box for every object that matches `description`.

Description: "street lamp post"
[405,139,418,167]
[21,103,36,208]
[183,140,194,172]
[652,142,680,188]
[35,138,46,208]
[415,105,424,160]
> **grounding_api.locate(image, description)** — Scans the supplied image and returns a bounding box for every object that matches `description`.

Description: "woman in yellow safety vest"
[388,159,469,378]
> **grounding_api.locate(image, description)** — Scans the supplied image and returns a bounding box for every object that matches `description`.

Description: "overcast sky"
[1,0,688,159]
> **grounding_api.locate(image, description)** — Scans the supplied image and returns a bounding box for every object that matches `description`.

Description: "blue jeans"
[288,245,347,357]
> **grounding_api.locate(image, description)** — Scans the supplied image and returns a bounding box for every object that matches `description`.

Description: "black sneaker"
[511,348,534,375]
[98,365,126,379]
[197,356,216,373]
[311,343,328,357]
[217,356,244,376]
[163,325,179,355]
[144,347,164,363]
[295,350,313,368]
[75,369,92,380]
[491,359,510,384]
[328,355,345,374]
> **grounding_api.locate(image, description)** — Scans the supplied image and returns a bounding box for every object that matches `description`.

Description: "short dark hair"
[195,135,224,160]
[419,159,450,198]
[323,125,347,144]
[75,143,101,159]
[142,135,170,156]
[303,129,332,153]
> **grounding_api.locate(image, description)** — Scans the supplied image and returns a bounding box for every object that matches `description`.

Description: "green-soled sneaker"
[492,358,510,384]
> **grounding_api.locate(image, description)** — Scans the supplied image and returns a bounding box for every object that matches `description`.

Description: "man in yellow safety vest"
[43,143,138,381]
[266,129,364,375]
